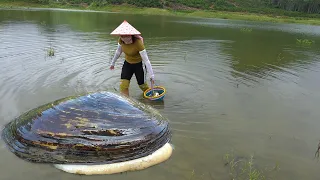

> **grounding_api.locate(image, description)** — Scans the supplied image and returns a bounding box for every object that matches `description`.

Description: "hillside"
[16,0,319,18]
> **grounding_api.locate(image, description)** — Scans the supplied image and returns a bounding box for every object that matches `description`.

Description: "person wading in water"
[109,20,155,97]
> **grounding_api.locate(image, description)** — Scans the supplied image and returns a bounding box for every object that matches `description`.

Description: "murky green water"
[1,8,320,180]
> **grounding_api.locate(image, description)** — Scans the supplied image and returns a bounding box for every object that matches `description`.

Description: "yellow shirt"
[118,38,145,64]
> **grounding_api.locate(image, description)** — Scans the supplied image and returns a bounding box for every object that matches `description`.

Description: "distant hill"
[12,0,320,18]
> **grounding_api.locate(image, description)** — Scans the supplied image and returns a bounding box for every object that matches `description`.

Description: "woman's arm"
[139,49,154,81]
[110,43,122,68]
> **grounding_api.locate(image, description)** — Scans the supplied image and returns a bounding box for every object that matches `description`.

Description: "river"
[1,8,320,180]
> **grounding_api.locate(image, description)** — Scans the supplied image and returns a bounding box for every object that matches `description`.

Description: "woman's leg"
[120,61,134,96]
[134,61,149,92]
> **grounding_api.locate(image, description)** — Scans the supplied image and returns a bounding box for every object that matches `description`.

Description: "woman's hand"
[150,78,155,86]
[110,65,114,70]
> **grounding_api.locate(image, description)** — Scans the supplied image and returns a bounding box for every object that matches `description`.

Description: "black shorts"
[121,60,146,85]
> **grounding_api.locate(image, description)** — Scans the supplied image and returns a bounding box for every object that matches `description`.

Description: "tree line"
[14,0,320,15]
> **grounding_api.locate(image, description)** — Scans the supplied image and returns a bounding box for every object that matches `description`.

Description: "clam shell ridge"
[1,91,171,164]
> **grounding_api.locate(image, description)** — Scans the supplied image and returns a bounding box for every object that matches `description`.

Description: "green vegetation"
[315,140,320,160]
[240,27,253,33]
[183,152,280,180]
[47,47,55,56]
[3,0,320,16]
[224,152,280,180]
[1,0,320,25]
[296,38,315,46]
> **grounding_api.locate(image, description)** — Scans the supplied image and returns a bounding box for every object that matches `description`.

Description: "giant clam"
[1,91,172,175]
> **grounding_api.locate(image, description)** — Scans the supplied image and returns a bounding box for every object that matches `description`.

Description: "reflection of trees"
[144,19,320,85]
[1,9,319,80]
[0,10,113,41]
[221,30,319,84]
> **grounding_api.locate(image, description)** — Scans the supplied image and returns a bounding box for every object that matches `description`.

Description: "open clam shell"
[1,91,172,166]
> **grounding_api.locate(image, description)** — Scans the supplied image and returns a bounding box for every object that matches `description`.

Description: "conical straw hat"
[110,20,141,35]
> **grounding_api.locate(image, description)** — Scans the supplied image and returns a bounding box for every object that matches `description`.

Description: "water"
[1,8,320,180]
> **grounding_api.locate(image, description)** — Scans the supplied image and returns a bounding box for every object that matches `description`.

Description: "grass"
[315,140,320,160]
[240,27,253,32]
[47,47,55,57]
[182,151,280,180]
[1,1,320,25]
[223,152,280,180]
[296,38,315,46]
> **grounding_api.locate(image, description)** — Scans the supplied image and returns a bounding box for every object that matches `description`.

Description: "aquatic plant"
[315,140,320,160]
[240,27,253,32]
[224,152,280,180]
[277,53,284,61]
[296,38,315,46]
[47,47,55,56]
[182,151,280,180]
[186,169,206,180]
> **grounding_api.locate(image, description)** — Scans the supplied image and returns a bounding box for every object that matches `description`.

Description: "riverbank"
[1,1,320,25]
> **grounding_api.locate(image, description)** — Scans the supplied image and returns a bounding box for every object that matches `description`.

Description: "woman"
[109,20,155,97]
